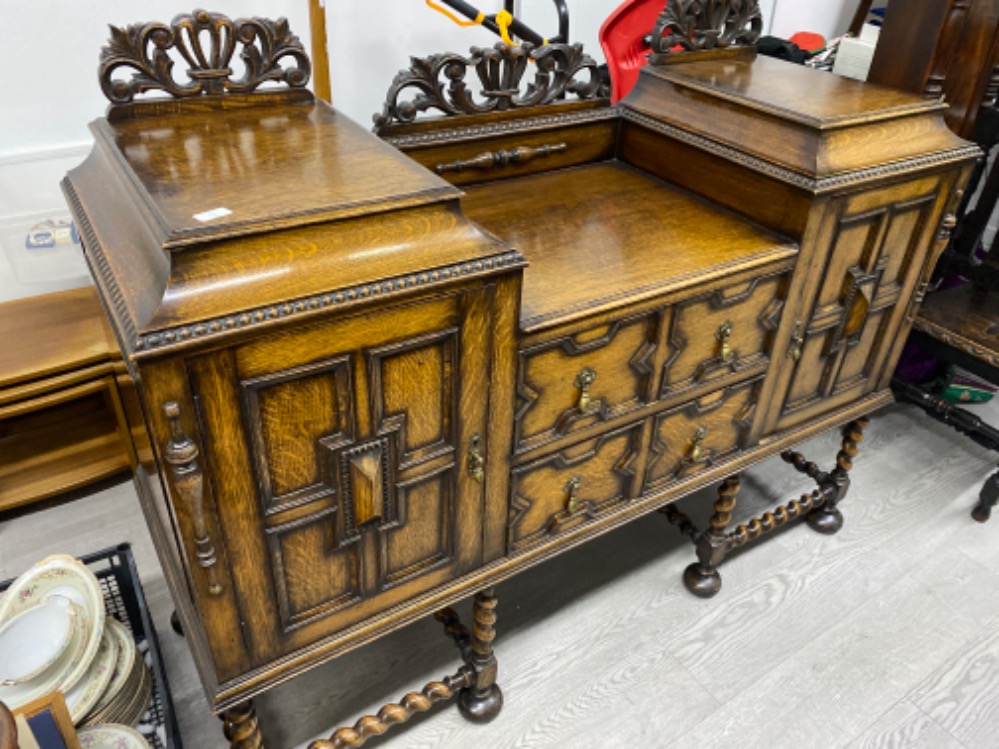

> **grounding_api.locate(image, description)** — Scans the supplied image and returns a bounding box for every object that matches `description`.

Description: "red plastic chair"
[599,0,666,102]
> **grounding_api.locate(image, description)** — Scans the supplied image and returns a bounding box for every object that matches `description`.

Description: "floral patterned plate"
[78,723,151,749]
[0,554,105,694]
[86,618,137,718]
[65,623,118,724]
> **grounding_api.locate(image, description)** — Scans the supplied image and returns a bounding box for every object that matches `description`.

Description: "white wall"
[0,0,854,299]
[0,0,858,211]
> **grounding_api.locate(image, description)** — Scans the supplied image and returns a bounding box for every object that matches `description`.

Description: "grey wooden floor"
[3,400,998,749]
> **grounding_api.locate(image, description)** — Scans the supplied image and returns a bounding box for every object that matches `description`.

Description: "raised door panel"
[773,172,957,432]
[186,292,491,664]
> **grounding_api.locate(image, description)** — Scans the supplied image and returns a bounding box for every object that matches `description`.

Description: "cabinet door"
[770,171,961,432]
[185,291,492,665]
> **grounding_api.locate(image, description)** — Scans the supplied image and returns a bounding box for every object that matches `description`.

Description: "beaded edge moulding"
[98,8,311,105]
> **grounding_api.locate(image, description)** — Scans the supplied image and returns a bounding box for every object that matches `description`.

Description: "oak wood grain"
[460,161,797,332]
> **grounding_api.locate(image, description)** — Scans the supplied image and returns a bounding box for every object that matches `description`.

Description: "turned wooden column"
[221,701,264,749]
[458,587,504,722]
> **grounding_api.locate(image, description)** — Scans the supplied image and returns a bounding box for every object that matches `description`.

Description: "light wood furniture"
[0,287,135,512]
[61,4,977,747]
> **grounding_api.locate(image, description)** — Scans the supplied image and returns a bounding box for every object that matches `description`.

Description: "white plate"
[0,599,86,710]
[65,624,118,724]
[0,594,75,685]
[0,554,105,693]
[87,618,136,717]
[78,724,151,749]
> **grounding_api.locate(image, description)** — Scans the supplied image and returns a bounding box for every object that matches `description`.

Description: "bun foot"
[683,563,721,598]
[807,507,843,535]
[972,503,993,522]
[458,684,503,723]
[171,609,184,636]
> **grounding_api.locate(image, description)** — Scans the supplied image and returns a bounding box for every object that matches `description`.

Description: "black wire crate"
[0,543,183,749]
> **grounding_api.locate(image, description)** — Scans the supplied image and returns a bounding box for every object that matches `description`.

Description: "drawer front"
[509,423,644,552]
[643,377,761,494]
[660,269,788,398]
[514,310,659,454]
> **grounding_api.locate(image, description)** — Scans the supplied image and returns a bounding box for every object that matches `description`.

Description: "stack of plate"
[0,555,152,728]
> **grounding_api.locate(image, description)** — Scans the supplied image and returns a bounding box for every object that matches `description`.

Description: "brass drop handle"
[574,367,597,412]
[788,320,804,362]
[163,402,222,596]
[564,475,584,514]
[468,433,485,483]
[716,320,734,362]
[689,425,708,462]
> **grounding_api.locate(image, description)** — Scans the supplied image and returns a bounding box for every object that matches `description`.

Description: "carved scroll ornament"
[99,8,311,105]
[650,0,763,58]
[374,42,606,129]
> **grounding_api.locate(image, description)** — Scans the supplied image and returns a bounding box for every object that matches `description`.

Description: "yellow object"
[425,0,484,27]
[495,9,516,45]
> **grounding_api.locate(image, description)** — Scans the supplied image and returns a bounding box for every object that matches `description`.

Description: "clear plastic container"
[0,211,89,287]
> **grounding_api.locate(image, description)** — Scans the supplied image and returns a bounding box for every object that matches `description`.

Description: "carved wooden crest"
[99,8,311,105]
[374,42,606,130]
[650,0,763,60]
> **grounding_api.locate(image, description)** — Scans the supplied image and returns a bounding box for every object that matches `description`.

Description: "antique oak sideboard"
[62,4,977,747]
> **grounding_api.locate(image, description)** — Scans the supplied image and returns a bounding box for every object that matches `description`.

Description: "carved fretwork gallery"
[63,3,978,747]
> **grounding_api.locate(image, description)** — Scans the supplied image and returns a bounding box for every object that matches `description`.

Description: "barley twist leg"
[221,701,264,749]
[808,416,869,534]
[683,475,740,598]
[458,587,503,723]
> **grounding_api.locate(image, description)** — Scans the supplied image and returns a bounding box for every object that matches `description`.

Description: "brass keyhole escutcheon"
[716,320,734,362]
[689,425,708,462]
[564,475,583,514]
[574,367,597,412]
[788,320,804,362]
[468,433,485,483]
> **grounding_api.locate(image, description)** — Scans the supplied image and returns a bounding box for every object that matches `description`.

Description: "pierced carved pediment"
[374,41,607,130]
[99,8,311,105]
[650,0,763,59]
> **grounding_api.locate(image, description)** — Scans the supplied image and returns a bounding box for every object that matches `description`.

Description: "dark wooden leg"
[807,417,868,534]
[221,701,264,749]
[973,468,999,522]
[309,588,503,748]
[458,587,503,723]
[894,380,999,521]
[170,609,184,636]
[683,476,740,599]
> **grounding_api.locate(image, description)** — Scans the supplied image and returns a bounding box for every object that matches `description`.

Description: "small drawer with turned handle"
[508,423,644,552]
[515,310,658,455]
[643,376,763,495]
[660,268,790,397]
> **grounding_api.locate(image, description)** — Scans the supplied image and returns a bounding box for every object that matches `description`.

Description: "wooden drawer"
[508,423,644,552]
[643,377,762,494]
[514,310,659,454]
[659,269,788,398]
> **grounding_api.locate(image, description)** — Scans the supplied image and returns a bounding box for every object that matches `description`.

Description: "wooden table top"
[98,97,456,250]
[0,286,114,389]
[918,284,999,362]
[461,160,797,332]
